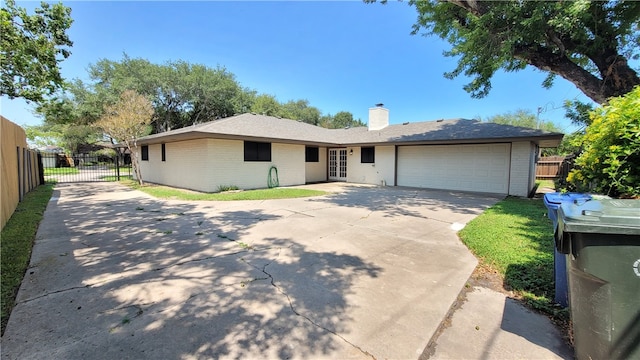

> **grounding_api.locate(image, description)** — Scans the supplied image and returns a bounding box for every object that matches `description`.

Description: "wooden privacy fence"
[536,155,574,181]
[1,116,43,229]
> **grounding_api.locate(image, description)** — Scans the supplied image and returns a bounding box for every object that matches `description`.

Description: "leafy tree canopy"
[321,111,366,129]
[387,0,640,104]
[485,109,560,132]
[33,55,365,151]
[94,89,154,185]
[567,86,640,198]
[0,0,73,103]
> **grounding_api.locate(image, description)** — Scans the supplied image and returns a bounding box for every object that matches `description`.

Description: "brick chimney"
[368,103,389,131]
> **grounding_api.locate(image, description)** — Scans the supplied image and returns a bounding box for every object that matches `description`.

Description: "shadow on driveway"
[2,183,382,359]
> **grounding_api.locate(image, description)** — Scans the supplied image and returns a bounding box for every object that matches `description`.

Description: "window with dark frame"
[161,143,166,162]
[361,147,375,163]
[305,146,319,162]
[244,141,272,162]
[141,145,149,161]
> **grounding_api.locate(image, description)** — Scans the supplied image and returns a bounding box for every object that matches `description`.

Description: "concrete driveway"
[1,182,502,359]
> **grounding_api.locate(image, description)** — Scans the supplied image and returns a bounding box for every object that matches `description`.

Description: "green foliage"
[321,111,366,129]
[216,185,240,192]
[567,86,640,198]
[95,89,154,185]
[1,183,54,335]
[542,131,583,157]
[92,147,117,158]
[280,99,321,125]
[486,109,560,132]
[61,124,101,153]
[0,0,73,102]
[404,0,640,103]
[563,99,595,128]
[251,94,282,117]
[24,124,63,148]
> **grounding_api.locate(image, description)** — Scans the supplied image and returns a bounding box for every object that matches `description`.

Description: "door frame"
[328,148,347,181]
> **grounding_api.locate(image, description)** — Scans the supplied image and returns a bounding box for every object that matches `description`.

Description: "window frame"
[305,146,319,163]
[161,143,166,162]
[141,145,149,161]
[361,146,375,163]
[244,141,272,162]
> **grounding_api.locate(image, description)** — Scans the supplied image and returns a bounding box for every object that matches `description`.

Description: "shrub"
[216,185,240,192]
[567,86,640,198]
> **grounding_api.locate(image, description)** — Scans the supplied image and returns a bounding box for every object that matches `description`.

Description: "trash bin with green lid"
[543,192,593,307]
[556,199,640,360]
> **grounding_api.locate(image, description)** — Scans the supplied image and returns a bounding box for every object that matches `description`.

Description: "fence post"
[17,147,23,202]
[116,154,121,181]
[37,152,44,185]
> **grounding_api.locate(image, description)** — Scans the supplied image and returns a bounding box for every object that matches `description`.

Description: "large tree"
[396,0,640,104]
[0,0,73,103]
[94,90,153,185]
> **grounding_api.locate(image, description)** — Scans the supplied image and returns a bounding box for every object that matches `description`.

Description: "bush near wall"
[567,87,640,198]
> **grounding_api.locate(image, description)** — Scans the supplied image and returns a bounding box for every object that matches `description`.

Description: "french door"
[328,149,347,181]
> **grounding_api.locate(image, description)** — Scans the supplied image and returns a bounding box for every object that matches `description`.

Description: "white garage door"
[397,144,510,194]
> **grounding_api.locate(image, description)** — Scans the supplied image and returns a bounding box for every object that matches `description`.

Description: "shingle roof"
[137,113,563,147]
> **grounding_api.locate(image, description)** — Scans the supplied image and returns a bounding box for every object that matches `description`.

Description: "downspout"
[507,143,513,196]
[394,145,398,186]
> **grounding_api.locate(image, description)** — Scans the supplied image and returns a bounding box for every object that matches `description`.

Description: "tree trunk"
[127,141,144,186]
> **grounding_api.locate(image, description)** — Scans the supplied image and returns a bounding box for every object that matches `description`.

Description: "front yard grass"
[459,196,567,320]
[1,182,55,335]
[120,179,327,200]
[44,167,79,176]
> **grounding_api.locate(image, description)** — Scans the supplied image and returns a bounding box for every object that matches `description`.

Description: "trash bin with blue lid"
[543,192,593,307]
[556,199,640,360]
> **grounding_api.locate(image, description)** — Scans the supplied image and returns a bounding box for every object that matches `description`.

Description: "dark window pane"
[141,145,149,161]
[244,141,271,162]
[361,147,375,163]
[305,146,319,162]
[161,143,166,162]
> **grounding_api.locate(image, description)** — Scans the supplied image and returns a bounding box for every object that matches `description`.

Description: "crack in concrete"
[244,252,376,360]
[18,249,260,305]
[18,285,92,304]
[151,249,250,272]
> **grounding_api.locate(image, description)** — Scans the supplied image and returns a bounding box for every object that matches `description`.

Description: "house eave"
[136,131,340,147]
[345,134,564,148]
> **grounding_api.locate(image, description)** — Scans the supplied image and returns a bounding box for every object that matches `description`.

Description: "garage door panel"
[398,144,510,194]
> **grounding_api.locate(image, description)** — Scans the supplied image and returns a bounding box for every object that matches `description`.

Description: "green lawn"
[44,167,79,175]
[120,179,327,200]
[1,182,55,335]
[536,179,556,190]
[459,197,566,319]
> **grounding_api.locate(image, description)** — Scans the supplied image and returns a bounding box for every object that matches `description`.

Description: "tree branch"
[514,46,606,103]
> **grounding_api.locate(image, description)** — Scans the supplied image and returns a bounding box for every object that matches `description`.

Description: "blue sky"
[2,1,594,133]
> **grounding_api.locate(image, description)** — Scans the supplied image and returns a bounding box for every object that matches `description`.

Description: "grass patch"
[44,167,79,176]
[119,179,327,200]
[101,175,133,182]
[535,179,556,190]
[1,182,55,335]
[459,197,567,319]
